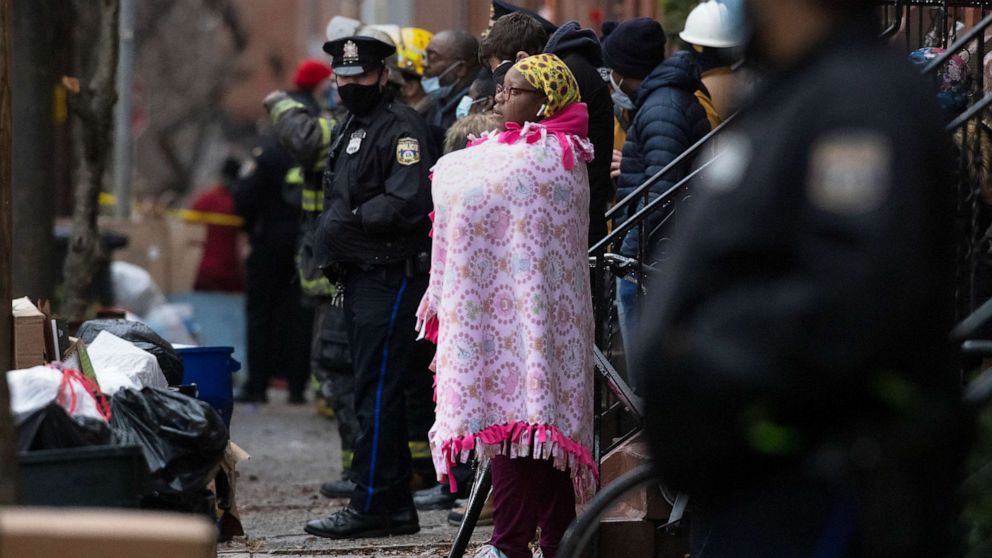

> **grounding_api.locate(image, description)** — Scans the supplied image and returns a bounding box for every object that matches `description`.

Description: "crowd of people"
[227,2,745,554]
[215,0,974,556]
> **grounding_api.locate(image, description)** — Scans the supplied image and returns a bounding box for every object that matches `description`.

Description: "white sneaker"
[473,544,509,558]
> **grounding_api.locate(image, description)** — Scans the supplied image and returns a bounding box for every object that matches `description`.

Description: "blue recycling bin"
[177,346,240,427]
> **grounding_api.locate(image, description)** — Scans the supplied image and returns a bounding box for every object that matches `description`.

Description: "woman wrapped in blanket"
[416,53,595,558]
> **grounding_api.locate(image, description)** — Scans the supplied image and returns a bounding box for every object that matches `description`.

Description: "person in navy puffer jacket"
[603,18,714,391]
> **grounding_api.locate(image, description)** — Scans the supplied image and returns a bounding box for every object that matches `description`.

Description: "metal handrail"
[881,0,906,39]
[558,463,661,558]
[947,92,992,130]
[594,346,645,420]
[922,13,992,74]
[952,296,992,340]
[878,1,992,6]
[604,114,735,221]
[590,154,721,255]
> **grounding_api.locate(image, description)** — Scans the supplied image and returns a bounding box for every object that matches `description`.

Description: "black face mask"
[338,77,383,116]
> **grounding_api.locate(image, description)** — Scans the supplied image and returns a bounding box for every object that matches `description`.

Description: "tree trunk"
[61,0,119,322]
[0,0,20,505]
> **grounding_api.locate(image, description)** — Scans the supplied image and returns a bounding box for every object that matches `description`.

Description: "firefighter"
[264,59,360,484]
[395,27,435,117]
[235,63,324,405]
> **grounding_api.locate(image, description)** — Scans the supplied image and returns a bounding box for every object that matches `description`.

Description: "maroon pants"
[490,456,576,558]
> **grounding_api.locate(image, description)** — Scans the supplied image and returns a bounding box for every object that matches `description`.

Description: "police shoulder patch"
[396,137,420,166]
[806,131,892,215]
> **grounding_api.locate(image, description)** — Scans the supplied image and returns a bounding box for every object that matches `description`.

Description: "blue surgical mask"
[609,72,635,111]
[423,61,463,97]
[455,95,488,120]
[612,91,635,111]
[455,95,474,120]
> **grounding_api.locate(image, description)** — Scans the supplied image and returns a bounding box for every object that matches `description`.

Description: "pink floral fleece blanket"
[416,103,597,501]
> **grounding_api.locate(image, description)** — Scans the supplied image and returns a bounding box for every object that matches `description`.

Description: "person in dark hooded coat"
[603,18,714,390]
[604,18,713,265]
[545,21,615,246]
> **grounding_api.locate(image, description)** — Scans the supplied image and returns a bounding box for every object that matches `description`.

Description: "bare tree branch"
[203,0,248,52]
[133,0,249,198]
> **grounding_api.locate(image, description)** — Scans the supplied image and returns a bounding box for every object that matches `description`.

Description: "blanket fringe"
[437,422,597,503]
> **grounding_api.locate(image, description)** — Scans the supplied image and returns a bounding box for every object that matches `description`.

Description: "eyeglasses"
[495,84,543,98]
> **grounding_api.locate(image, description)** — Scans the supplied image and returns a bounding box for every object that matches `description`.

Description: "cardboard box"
[167,217,208,294]
[12,297,46,369]
[100,216,206,295]
[599,433,672,521]
[0,507,216,558]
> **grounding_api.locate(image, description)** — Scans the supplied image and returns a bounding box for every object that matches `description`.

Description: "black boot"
[320,477,357,499]
[413,483,459,510]
[304,506,419,539]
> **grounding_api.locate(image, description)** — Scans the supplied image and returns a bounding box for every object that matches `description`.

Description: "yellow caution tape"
[98,192,244,227]
[173,209,244,228]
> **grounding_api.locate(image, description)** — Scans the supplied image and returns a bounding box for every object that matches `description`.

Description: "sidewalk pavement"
[217,389,492,557]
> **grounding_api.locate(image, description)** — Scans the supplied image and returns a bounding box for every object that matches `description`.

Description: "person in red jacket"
[189,158,245,292]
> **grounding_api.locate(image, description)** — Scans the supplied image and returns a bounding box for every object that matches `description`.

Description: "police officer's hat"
[322,35,397,77]
[491,0,558,35]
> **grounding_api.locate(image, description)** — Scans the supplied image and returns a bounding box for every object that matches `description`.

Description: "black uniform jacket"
[635,16,964,506]
[316,99,436,267]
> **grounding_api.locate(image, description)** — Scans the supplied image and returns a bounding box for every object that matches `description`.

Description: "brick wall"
[222,0,662,124]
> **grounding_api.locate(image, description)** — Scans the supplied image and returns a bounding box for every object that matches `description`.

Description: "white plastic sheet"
[7,365,108,421]
[88,330,168,395]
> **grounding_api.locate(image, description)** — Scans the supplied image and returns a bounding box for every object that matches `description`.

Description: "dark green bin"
[17,445,146,508]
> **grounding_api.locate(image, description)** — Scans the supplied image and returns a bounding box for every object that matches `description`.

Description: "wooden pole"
[0,0,20,505]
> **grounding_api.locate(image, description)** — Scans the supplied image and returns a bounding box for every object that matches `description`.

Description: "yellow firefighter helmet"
[396,27,433,77]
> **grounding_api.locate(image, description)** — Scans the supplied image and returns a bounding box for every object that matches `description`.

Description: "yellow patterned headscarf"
[513,53,580,118]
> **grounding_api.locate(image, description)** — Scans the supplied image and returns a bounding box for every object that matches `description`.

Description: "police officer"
[304,35,435,539]
[634,1,968,556]
[267,52,439,505]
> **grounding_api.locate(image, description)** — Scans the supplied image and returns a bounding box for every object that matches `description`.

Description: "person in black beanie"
[602,17,715,393]
[600,20,618,40]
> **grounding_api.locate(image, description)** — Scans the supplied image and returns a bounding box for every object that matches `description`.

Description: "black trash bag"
[109,387,228,496]
[77,319,184,385]
[15,403,112,452]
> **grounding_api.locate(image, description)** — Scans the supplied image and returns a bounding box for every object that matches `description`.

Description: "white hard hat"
[367,24,401,47]
[356,24,397,47]
[355,25,403,85]
[679,0,747,49]
[326,15,362,42]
